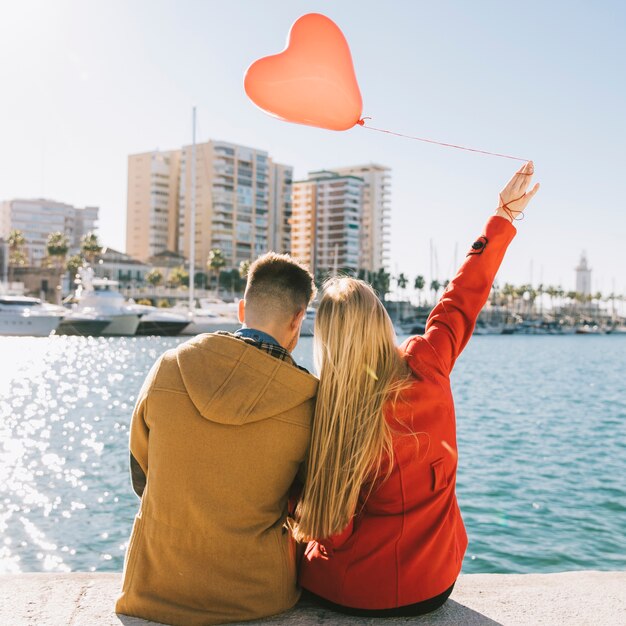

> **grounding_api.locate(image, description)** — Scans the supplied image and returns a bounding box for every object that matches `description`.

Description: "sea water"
[0,335,624,574]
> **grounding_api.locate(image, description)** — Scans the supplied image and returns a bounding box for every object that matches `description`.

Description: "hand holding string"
[496,161,540,222]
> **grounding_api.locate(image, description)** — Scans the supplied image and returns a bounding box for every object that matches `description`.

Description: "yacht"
[607,324,626,335]
[174,300,240,335]
[473,320,506,335]
[67,268,140,336]
[127,303,191,336]
[54,310,112,337]
[397,318,427,336]
[0,295,64,337]
[575,323,604,335]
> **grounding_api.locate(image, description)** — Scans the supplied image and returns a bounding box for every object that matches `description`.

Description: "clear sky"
[1,0,625,293]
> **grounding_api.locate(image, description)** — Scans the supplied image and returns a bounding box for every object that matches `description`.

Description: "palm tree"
[8,229,25,251]
[8,229,27,284]
[224,268,244,297]
[207,248,226,297]
[81,232,102,265]
[372,267,391,302]
[239,260,250,281]
[46,232,69,304]
[546,285,557,312]
[46,232,69,267]
[168,266,189,288]
[557,286,565,312]
[396,273,408,300]
[66,254,84,287]
[145,269,163,287]
[430,279,441,305]
[414,275,425,307]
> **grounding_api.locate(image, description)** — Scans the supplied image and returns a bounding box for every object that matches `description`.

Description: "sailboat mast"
[189,106,196,311]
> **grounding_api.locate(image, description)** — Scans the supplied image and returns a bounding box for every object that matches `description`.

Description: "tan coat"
[116,333,318,626]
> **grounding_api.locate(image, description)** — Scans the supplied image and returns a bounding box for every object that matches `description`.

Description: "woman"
[295,161,539,617]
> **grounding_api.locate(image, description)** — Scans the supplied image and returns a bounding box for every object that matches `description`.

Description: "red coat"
[300,216,516,609]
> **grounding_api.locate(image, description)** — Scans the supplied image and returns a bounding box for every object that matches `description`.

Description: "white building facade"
[0,199,98,265]
[94,247,151,286]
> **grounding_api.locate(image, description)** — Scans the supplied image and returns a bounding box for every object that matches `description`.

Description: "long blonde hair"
[293,277,410,542]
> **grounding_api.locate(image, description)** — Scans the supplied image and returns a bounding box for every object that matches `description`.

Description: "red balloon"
[244,13,363,131]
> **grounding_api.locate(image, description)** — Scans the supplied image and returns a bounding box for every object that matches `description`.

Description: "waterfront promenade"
[2,571,625,625]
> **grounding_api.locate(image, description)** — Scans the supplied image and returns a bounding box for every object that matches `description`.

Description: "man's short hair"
[245,253,316,318]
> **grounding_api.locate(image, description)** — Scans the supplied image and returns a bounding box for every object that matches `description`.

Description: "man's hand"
[495,160,540,222]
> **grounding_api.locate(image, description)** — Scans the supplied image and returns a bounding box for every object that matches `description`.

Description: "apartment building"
[0,199,98,265]
[291,171,365,275]
[331,164,391,272]
[291,164,391,276]
[127,141,293,272]
[126,150,180,261]
[290,179,317,270]
[269,163,293,253]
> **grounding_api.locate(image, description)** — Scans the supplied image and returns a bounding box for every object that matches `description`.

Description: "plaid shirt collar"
[215,330,309,373]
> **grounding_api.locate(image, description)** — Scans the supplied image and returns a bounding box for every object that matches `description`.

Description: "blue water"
[0,335,624,574]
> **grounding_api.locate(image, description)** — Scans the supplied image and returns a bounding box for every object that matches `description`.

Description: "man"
[116,253,318,626]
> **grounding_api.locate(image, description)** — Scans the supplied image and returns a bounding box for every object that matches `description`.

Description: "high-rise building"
[269,163,293,254]
[0,199,98,265]
[576,252,592,296]
[127,141,292,271]
[126,150,180,261]
[290,179,317,271]
[330,164,391,271]
[291,171,365,275]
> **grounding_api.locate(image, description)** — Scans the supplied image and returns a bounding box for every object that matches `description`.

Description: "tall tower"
[291,171,365,275]
[177,140,275,270]
[268,163,293,254]
[329,164,391,272]
[127,141,293,269]
[575,252,592,296]
[126,150,180,261]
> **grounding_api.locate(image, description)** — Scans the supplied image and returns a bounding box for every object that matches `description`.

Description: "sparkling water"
[0,335,624,574]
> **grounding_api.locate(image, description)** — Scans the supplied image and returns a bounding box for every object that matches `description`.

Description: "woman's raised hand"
[495,160,540,222]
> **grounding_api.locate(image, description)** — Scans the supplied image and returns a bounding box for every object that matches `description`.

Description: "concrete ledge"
[1,571,625,625]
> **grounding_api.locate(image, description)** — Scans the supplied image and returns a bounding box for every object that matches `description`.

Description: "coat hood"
[175,333,318,425]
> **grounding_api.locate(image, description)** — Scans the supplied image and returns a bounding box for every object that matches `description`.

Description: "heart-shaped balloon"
[244,13,363,131]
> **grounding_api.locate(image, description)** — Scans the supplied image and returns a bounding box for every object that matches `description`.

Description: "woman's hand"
[495,160,540,222]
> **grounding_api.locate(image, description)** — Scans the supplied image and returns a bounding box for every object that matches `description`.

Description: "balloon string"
[357,119,529,162]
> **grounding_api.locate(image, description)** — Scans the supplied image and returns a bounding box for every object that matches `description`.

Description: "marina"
[0,333,624,576]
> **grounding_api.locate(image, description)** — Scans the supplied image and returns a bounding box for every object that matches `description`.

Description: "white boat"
[54,310,112,337]
[473,320,505,335]
[397,318,427,335]
[198,298,240,316]
[127,303,191,336]
[179,309,240,335]
[0,295,64,337]
[173,300,240,335]
[515,320,576,335]
[575,323,604,335]
[606,324,626,335]
[68,268,140,336]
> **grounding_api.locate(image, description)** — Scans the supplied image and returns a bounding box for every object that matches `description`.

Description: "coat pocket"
[431,458,448,492]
